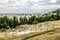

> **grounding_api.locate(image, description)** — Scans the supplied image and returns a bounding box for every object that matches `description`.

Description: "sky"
[0,0,60,14]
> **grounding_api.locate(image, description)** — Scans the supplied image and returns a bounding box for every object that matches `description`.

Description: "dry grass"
[0,28,59,40]
[26,28,60,40]
[27,33,60,40]
[0,33,26,40]
[0,20,60,40]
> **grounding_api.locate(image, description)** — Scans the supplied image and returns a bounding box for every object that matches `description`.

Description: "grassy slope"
[26,28,60,40]
[0,28,60,40]
[22,28,60,40]
[0,20,60,40]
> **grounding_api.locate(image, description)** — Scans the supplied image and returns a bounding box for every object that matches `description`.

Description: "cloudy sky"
[0,0,60,14]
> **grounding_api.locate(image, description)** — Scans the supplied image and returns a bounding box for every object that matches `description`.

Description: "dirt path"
[22,28,59,40]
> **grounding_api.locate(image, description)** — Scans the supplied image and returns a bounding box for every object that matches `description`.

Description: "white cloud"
[0,0,59,13]
[0,0,8,3]
[0,0,59,7]
[50,0,57,3]
[31,0,40,2]
[21,0,28,3]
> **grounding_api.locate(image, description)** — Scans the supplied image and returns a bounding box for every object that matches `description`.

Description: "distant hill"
[51,9,60,13]
[44,9,60,15]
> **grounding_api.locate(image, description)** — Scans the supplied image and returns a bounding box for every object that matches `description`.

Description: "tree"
[56,13,60,20]
[1,16,8,24]
[0,16,9,29]
[32,20,38,24]
[20,17,27,24]
[28,16,36,24]
[40,16,46,22]
[0,17,2,23]
[8,18,13,28]
[0,22,7,29]
[13,16,18,28]
[50,14,57,20]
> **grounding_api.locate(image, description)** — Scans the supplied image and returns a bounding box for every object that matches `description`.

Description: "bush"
[0,22,7,29]
[20,17,27,24]
[28,16,37,24]
[1,16,8,24]
[39,17,46,22]
[32,20,38,24]
[8,18,13,28]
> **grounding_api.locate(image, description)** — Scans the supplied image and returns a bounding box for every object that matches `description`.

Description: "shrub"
[8,18,13,28]
[20,17,27,24]
[1,16,8,24]
[32,20,38,24]
[28,16,37,24]
[0,22,7,29]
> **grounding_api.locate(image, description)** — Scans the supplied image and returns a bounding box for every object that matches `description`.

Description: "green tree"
[0,22,7,29]
[0,17,2,23]
[8,18,13,28]
[28,16,36,24]
[28,16,38,24]
[32,20,38,24]
[1,16,8,24]
[13,16,18,28]
[20,17,27,24]
[56,13,60,20]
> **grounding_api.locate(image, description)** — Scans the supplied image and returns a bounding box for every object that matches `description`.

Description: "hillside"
[0,9,60,40]
[52,9,60,13]
[0,20,60,40]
